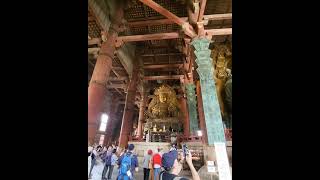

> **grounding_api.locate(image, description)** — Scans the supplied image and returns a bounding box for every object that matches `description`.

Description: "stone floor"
[88,158,193,180]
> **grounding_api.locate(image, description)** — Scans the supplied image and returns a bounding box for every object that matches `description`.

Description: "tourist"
[102,148,118,180]
[88,143,94,157]
[145,131,150,142]
[101,146,113,179]
[159,150,200,180]
[143,149,153,180]
[117,144,139,180]
[88,145,102,179]
[152,148,162,180]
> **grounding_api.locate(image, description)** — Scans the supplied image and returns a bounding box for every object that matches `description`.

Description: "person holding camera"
[159,150,200,180]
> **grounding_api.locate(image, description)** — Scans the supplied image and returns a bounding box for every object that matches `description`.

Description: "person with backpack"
[143,149,153,180]
[117,144,139,180]
[88,145,102,179]
[159,150,200,180]
[152,148,162,180]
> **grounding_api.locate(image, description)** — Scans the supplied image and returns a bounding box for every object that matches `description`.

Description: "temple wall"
[128,141,171,166]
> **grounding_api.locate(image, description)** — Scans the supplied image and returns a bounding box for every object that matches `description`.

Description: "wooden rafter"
[141,53,183,57]
[112,67,125,71]
[144,75,183,81]
[117,28,231,43]
[117,32,181,43]
[205,28,232,37]
[198,0,207,22]
[109,77,128,81]
[107,83,127,89]
[139,0,185,26]
[88,38,101,46]
[144,63,183,69]
[138,0,196,38]
[127,14,231,27]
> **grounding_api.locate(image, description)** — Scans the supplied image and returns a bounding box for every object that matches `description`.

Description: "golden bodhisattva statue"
[147,84,180,118]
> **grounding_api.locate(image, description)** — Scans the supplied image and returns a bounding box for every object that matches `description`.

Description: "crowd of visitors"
[88,143,199,180]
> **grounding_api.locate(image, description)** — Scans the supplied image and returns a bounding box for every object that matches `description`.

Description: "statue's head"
[159,93,167,103]
[155,85,171,103]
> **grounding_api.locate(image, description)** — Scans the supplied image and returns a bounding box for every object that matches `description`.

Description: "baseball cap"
[162,150,178,169]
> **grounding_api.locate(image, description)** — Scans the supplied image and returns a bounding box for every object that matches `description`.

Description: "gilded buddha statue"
[147,84,180,119]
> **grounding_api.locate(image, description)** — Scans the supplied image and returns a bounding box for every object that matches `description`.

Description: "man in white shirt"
[88,145,102,179]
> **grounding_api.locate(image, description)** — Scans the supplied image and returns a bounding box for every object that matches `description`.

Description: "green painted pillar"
[185,83,199,133]
[191,38,226,145]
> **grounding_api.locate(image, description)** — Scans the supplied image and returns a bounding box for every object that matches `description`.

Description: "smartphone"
[182,144,189,158]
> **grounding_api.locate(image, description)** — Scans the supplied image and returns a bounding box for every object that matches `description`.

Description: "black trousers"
[102,164,114,179]
[143,168,150,180]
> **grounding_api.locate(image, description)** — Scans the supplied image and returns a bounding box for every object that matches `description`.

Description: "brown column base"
[88,82,107,145]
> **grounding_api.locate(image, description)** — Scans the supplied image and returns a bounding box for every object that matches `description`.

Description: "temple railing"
[130,128,232,143]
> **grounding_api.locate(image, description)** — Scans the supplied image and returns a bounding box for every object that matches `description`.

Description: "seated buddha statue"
[147,84,179,119]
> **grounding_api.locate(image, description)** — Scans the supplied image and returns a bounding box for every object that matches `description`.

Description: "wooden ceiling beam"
[116,28,231,43]
[126,14,231,27]
[88,38,101,46]
[117,32,181,43]
[205,28,232,37]
[204,13,232,21]
[107,84,127,89]
[198,0,207,22]
[128,17,188,27]
[144,75,183,81]
[141,53,183,57]
[138,0,185,26]
[138,0,196,38]
[108,77,128,81]
[144,63,183,69]
[112,67,125,71]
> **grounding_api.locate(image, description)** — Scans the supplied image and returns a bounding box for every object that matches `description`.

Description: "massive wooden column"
[179,96,190,136]
[185,83,199,134]
[88,7,123,145]
[104,95,118,146]
[88,42,114,145]
[192,38,231,180]
[118,64,139,148]
[196,80,207,144]
[137,90,145,139]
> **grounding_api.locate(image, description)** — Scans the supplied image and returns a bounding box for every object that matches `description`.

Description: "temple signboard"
[215,142,232,180]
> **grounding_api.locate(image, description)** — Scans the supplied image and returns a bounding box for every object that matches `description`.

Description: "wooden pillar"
[137,91,145,139]
[179,96,190,137]
[196,80,207,144]
[104,95,118,146]
[88,43,113,145]
[118,64,139,148]
[88,9,123,145]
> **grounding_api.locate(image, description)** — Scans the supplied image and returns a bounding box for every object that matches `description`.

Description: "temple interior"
[88,0,232,179]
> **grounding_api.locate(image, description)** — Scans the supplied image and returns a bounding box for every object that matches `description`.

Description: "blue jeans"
[88,158,96,177]
[154,168,161,180]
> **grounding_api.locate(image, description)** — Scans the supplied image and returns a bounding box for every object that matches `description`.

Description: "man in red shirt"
[152,148,162,180]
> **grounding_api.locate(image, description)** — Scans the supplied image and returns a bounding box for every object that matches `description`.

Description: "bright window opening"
[99,113,108,132]
[197,130,203,137]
